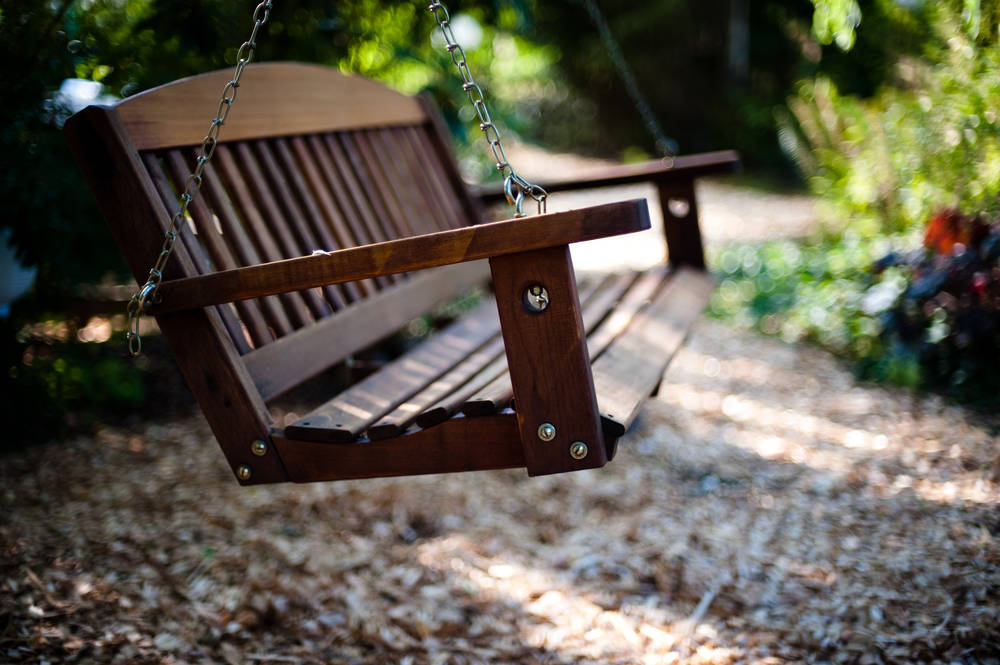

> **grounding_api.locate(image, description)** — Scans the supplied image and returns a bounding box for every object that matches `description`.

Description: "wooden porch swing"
[63,2,738,485]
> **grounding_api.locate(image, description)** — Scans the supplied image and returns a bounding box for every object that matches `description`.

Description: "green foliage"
[717,2,1000,408]
[782,21,1000,236]
[811,0,862,51]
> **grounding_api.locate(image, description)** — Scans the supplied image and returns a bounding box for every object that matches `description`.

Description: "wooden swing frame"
[64,62,737,485]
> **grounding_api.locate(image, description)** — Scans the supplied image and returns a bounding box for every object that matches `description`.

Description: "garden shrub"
[713,4,1000,407]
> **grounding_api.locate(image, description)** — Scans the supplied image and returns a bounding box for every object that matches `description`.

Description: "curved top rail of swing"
[114,62,428,151]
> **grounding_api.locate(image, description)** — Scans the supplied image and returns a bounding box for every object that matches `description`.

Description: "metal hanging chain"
[427,1,547,217]
[125,1,274,356]
[579,0,678,160]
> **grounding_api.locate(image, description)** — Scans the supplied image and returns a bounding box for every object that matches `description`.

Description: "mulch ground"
[2,316,998,664]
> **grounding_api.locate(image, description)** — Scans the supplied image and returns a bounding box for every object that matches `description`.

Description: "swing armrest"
[151,199,650,314]
[474,150,740,204]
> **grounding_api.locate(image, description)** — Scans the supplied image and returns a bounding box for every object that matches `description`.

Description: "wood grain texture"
[489,246,606,476]
[460,271,636,418]
[273,415,523,483]
[285,297,502,442]
[244,261,491,401]
[475,150,740,203]
[152,199,651,313]
[116,62,427,150]
[63,105,287,485]
[658,178,706,269]
[593,267,716,439]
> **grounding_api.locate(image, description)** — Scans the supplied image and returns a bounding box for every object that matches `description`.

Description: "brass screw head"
[537,422,556,442]
[569,441,588,460]
[251,439,268,456]
[236,464,252,481]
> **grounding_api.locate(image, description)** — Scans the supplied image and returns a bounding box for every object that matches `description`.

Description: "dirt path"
[2,157,998,664]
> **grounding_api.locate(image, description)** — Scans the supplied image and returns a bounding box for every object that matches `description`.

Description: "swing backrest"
[65,62,488,483]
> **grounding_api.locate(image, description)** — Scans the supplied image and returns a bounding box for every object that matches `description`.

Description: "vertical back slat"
[252,141,345,312]
[214,145,317,330]
[294,136,394,289]
[271,137,373,300]
[140,152,252,354]
[402,126,470,229]
[391,127,466,231]
[200,161,294,337]
[371,128,456,233]
[162,150,274,348]
[321,133,403,248]
[233,142,331,319]
[346,131,427,239]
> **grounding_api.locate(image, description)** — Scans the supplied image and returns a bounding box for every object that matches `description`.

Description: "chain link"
[579,0,678,160]
[125,1,273,355]
[427,2,547,217]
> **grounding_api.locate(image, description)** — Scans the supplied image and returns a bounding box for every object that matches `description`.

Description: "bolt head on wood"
[569,441,588,460]
[236,464,252,481]
[251,439,268,456]
[537,422,556,442]
[523,284,550,312]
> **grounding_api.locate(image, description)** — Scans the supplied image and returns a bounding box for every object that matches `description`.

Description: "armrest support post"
[657,178,706,269]
[489,246,606,476]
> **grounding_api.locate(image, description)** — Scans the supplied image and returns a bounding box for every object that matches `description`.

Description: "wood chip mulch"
[2,318,997,664]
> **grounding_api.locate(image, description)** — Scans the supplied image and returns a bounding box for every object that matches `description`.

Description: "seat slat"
[461,268,659,417]
[245,260,491,401]
[408,272,631,430]
[213,144,317,331]
[594,267,715,437]
[284,295,503,442]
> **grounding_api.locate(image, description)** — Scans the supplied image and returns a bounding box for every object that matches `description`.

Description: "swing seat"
[64,62,738,485]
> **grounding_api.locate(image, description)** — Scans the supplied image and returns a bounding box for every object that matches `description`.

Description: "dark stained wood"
[333,132,412,241]
[234,141,334,317]
[162,149,274,348]
[489,245,606,476]
[63,105,288,485]
[273,415,523,483]
[140,152,252,354]
[284,296,502,442]
[475,150,740,204]
[657,178,706,269]
[67,61,723,487]
[461,271,640,417]
[199,160,294,338]
[594,268,716,438]
[367,334,506,440]
[396,126,466,230]
[272,137,372,300]
[251,140,343,313]
[293,135,391,290]
[350,130,430,238]
[116,63,427,150]
[417,354,511,427]
[244,261,491,401]
[152,200,651,313]
[213,144,317,331]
